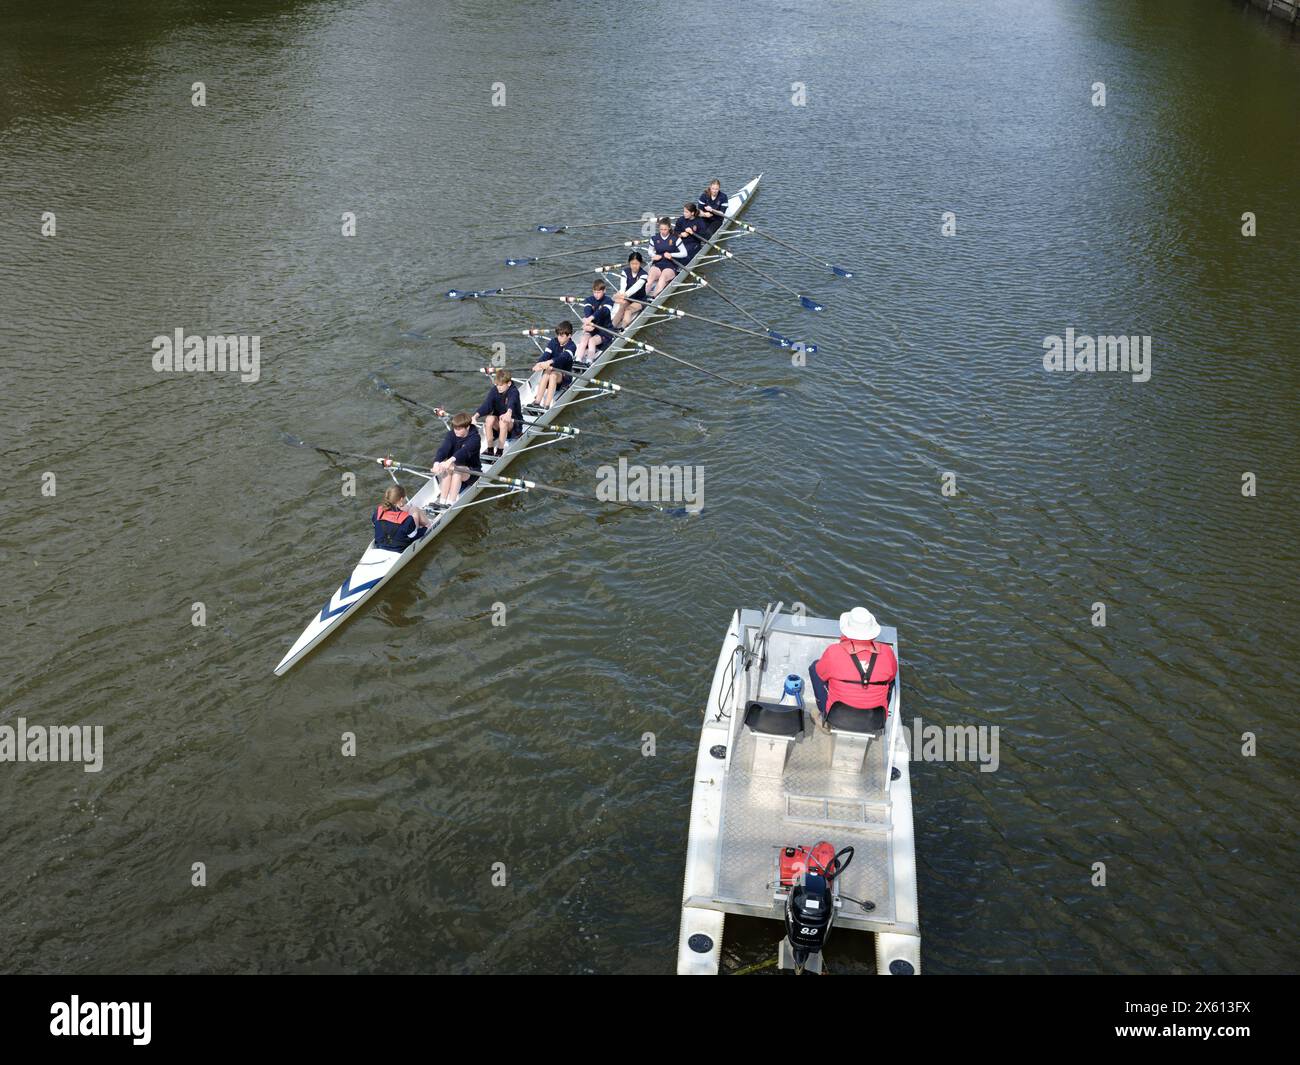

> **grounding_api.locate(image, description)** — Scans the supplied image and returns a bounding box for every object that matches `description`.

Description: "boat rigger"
[678,604,921,975]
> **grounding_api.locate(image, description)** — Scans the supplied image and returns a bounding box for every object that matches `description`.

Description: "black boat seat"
[827,704,885,735]
[744,700,805,738]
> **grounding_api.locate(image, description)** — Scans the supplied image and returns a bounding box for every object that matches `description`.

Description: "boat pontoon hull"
[677,607,921,975]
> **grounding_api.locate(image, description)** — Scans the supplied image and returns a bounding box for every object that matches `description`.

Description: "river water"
[1,0,1296,974]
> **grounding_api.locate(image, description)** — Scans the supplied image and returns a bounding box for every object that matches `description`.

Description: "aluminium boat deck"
[677,608,921,975]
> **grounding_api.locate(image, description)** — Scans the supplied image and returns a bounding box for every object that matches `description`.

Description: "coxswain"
[612,251,649,329]
[531,320,576,409]
[429,411,482,505]
[696,178,730,237]
[372,483,434,552]
[807,607,898,733]
[646,216,687,298]
[476,368,523,457]
[674,202,705,262]
[573,278,615,365]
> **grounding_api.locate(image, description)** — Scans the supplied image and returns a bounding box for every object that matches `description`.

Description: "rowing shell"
[273,175,762,675]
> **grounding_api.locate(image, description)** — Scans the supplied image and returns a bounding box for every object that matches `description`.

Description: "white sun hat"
[839,606,881,641]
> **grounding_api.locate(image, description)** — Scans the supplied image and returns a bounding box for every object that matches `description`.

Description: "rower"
[476,368,522,458]
[807,607,898,734]
[531,320,576,409]
[612,251,649,329]
[429,411,482,505]
[573,278,615,365]
[696,178,729,237]
[647,216,687,298]
[674,202,704,262]
[372,483,434,551]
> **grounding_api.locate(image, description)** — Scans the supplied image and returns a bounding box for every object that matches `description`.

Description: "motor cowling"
[780,840,854,973]
[784,870,835,959]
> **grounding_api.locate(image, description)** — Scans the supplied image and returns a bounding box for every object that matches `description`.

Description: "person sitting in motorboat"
[646,216,688,298]
[808,607,897,733]
[674,201,704,263]
[476,368,522,458]
[372,483,434,551]
[695,178,730,237]
[611,251,649,329]
[429,411,481,506]
[573,278,615,365]
[531,320,576,409]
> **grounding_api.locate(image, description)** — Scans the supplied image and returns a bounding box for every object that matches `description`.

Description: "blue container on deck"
[781,674,805,709]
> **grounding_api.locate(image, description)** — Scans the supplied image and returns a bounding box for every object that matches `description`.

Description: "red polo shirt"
[814,637,897,711]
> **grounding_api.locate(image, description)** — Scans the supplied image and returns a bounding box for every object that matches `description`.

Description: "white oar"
[369,377,453,427]
[716,248,825,312]
[450,327,553,340]
[698,205,853,278]
[504,239,645,268]
[282,435,431,475]
[536,216,650,234]
[679,269,814,349]
[414,365,696,413]
[375,375,662,447]
[581,374,696,414]
[589,323,750,388]
[452,465,676,514]
[446,266,619,302]
[447,289,581,304]
[662,305,817,353]
[682,268,767,328]
[285,439,666,513]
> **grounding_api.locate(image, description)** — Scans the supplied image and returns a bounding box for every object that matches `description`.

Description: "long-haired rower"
[674,202,704,263]
[372,483,435,551]
[647,216,687,298]
[696,178,730,237]
[612,251,649,329]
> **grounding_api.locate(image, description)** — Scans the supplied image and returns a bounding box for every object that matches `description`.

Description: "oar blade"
[447,288,502,300]
[799,295,826,312]
[504,257,537,267]
[536,224,567,234]
[831,266,854,279]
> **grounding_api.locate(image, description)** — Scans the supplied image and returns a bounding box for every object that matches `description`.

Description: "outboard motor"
[778,842,854,974]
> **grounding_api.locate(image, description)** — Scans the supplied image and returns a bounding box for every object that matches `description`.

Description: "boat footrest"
[784,792,890,831]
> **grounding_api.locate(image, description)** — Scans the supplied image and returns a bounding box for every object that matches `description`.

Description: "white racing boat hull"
[274,176,762,675]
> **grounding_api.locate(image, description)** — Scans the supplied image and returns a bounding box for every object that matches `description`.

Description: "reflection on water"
[0,0,1296,974]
